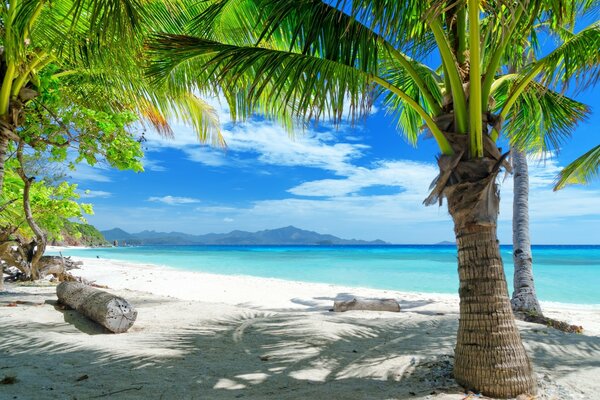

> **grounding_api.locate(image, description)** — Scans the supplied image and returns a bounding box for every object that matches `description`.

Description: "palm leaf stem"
[11,51,51,97]
[481,4,525,109]
[0,62,17,116]
[430,17,468,134]
[469,0,483,158]
[456,7,467,65]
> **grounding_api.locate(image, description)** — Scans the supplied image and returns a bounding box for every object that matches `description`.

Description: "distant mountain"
[101,226,387,246]
[436,241,456,245]
[102,228,134,242]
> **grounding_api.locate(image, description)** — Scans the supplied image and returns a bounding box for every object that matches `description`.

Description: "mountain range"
[101,226,388,246]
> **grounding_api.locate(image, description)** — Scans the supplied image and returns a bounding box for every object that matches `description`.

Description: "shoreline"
[65,256,600,336]
[64,254,600,310]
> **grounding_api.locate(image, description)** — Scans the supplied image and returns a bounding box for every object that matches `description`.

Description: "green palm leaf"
[494,80,590,152]
[554,145,600,190]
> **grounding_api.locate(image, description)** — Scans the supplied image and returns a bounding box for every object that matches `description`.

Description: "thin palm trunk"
[435,137,536,397]
[511,148,543,316]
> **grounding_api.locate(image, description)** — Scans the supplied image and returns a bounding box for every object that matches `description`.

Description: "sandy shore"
[1,257,599,399]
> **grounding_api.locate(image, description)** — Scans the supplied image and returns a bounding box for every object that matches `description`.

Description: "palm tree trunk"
[510,148,542,316]
[437,152,536,398]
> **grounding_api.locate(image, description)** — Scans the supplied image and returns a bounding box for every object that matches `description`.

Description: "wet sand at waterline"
[1,256,599,399]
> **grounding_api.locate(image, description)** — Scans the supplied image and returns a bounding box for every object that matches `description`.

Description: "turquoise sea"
[50,245,600,305]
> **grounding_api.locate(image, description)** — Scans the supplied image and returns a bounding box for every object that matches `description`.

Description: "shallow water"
[50,245,600,305]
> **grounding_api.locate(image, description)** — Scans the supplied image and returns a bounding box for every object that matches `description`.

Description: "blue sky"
[69,13,600,245]
[68,83,600,244]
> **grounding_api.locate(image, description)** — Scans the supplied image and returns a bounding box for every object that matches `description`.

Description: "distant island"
[101,226,388,246]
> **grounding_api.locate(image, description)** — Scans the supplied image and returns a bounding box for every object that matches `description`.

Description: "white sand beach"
[1,256,599,399]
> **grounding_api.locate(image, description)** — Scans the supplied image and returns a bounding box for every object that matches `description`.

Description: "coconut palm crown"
[145,0,600,397]
[0,0,223,196]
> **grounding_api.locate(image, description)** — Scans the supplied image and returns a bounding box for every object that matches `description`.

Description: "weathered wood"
[333,298,400,312]
[57,282,137,333]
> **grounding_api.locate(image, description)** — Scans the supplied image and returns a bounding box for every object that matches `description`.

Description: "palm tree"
[0,0,221,196]
[147,1,599,397]
[507,10,596,317]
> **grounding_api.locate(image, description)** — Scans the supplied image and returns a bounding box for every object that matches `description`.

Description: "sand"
[1,256,599,400]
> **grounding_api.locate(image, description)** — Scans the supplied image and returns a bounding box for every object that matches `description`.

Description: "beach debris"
[522,312,583,333]
[333,297,400,312]
[56,281,137,333]
[90,385,142,398]
[5,302,17,307]
[0,375,17,384]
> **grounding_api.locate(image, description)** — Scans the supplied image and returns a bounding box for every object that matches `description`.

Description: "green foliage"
[0,156,92,242]
[61,221,109,246]
[554,145,600,190]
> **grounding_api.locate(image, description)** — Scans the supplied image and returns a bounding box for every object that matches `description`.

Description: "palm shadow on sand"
[1,289,598,399]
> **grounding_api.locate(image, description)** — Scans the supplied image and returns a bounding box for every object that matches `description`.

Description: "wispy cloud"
[148,196,201,205]
[142,157,167,172]
[68,163,111,183]
[79,190,112,199]
[289,160,437,197]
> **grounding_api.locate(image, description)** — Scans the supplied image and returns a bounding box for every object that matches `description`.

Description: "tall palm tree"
[507,10,596,317]
[0,0,222,196]
[147,1,599,397]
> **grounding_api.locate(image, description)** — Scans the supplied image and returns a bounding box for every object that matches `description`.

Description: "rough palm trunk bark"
[426,132,536,397]
[510,148,542,316]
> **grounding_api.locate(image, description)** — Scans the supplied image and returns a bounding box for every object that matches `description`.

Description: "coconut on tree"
[145,0,599,396]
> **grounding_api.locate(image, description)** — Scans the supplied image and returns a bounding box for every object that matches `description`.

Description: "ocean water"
[49,245,600,305]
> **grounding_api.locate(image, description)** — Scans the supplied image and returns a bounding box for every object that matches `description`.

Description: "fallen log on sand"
[56,282,137,333]
[333,298,401,312]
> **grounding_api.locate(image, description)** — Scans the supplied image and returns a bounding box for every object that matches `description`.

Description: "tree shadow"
[1,288,598,399]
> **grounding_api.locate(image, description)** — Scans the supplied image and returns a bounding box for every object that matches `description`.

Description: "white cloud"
[141,96,368,173]
[68,163,111,182]
[142,157,167,172]
[80,190,112,199]
[289,160,437,197]
[223,217,234,223]
[148,196,201,205]
[182,147,228,166]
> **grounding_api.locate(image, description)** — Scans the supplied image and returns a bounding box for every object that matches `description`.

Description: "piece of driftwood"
[333,298,401,312]
[56,282,137,333]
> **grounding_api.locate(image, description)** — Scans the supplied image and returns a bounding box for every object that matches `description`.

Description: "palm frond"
[380,59,442,145]
[554,145,600,190]
[494,79,590,152]
[534,21,600,92]
[147,34,375,125]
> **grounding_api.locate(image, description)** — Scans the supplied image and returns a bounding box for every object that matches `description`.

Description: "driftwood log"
[333,298,401,312]
[56,282,137,333]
